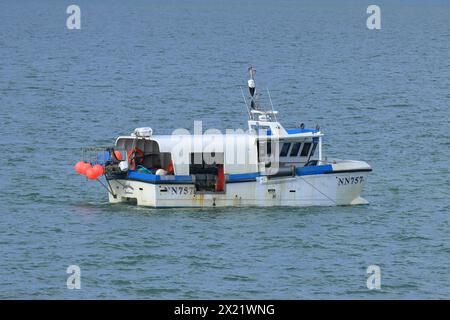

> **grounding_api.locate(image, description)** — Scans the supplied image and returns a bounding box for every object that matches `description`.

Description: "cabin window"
[279,143,291,157]
[310,142,318,157]
[300,142,311,157]
[290,142,302,157]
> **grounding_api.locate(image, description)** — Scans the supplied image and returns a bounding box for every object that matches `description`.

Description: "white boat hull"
[106,164,371,207]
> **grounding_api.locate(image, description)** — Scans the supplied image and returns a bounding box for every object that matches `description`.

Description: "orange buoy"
[92,164,104,176]
[75,161,86,174]
[114,150,123,161]
[81,162,92,174]
[85,167,99,180]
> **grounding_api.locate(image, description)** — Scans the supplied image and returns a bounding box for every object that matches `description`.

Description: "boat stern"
[107,179,158,206]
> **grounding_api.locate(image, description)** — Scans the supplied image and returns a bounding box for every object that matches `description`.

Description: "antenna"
[240,86,251,119]
[266,88,277,122]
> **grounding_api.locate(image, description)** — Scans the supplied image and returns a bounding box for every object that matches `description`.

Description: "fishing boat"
[75,67,372,207]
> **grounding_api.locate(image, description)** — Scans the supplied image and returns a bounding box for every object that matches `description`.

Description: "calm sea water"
[0,0,449,299]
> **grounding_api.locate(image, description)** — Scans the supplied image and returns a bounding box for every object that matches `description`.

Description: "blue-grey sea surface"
[0,0,449,299]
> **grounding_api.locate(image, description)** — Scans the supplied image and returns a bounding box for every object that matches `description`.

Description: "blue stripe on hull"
[125,165,337,184]
[226,172,260,182]
[227,165,334,182]
[267,128,319,135]
[295,165,333,176]
[127,171,193,183]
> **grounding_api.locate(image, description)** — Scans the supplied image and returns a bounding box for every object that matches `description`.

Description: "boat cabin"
[112,119,322,193]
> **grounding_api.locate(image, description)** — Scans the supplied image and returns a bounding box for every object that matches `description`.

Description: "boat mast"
[245,66,278,123]
[248,66,257,114]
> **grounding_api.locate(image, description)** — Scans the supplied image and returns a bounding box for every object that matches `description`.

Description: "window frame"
[309,142,318,157]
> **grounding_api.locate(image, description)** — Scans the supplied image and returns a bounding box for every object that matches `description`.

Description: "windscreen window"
[300,142,311,157]
[290,142,301,156]
[279,143,291,157]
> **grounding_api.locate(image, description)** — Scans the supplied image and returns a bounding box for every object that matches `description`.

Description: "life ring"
[127,147,144,170]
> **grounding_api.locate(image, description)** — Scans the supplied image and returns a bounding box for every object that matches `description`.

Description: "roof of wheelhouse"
[115,128,321,154]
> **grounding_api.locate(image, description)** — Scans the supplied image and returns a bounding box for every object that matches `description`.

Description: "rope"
[298,175,337,205]
[97,178,116,198]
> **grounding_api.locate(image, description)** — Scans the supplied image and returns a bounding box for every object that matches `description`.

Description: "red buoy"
[85,167,99,180]
[75,161,86,174]
[81,163,92,174]
[92,164,104,176]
